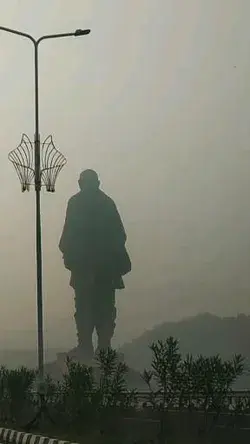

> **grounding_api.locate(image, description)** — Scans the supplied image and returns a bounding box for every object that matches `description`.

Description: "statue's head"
[78,169,100,192]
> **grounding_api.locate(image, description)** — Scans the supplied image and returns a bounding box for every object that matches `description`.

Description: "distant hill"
[1,313,250,389]
[120,313,250,389]
[0,348,65,369]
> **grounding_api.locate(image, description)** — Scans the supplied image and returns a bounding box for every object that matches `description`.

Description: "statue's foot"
[58,345,94,366]
[75,345,94,362]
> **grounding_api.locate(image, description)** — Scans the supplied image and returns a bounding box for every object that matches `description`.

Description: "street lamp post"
[0,26,91,393]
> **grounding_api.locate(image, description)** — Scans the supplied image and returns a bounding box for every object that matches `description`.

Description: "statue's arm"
[110,201,127,245]
[59,199,73,254]
[109,200,131,276]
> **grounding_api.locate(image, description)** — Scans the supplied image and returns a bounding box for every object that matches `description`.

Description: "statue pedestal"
[56,347,125,367]
[44,347,97,379]
[44,349,144,390]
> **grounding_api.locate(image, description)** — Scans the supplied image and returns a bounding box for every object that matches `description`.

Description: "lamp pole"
[0,26,91,387]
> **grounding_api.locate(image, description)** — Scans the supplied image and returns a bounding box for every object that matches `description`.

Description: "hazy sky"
[0,1,250,349]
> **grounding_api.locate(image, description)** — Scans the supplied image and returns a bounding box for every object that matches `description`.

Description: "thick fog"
[0,1,249,349]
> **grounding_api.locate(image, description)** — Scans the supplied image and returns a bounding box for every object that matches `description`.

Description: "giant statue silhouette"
[59,169,131,361]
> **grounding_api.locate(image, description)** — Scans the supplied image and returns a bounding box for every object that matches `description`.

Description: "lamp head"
[74,29,91,36]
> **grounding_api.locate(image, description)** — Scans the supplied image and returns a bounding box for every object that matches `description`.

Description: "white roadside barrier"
[0,428,78,444]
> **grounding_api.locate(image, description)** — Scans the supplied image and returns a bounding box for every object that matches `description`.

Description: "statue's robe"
[59,189,131,289]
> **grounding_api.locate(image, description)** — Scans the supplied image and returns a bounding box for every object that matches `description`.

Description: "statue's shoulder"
[67,192,81,207]
[99,191,116,208]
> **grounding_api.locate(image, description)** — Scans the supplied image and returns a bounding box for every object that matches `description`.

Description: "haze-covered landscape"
[1,2,250,442]
[1,313,250,374]
[0,0,250,378]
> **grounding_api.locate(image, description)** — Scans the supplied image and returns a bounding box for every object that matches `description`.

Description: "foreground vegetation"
[0,337,248,443]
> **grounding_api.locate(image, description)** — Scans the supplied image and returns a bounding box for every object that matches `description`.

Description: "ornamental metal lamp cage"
[8,133,66,192]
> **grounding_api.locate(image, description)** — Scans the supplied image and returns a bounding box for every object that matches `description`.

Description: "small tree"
[142,337,182,443]
[142,337,245,443]
[179,353,199,411]
[95,348,137,412]
[57,350,137,434]
[4,366,35,423]
[142,337,182,411]
[195,354,245,435]
[0,366,9,423]
[60,358,95,428]
[93,348,137,438]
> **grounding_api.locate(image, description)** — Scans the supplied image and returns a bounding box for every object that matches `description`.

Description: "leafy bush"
[44,348,137,431]
[96,348,137,410]
[142,337,182,411]
[56,358,96,428]
[142,337,245,440]
[0,339,246,441]
[0,365,35,423]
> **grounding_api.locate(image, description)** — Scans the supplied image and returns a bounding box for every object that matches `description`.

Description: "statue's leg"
[94,284,116,352]
[74,281,95,360]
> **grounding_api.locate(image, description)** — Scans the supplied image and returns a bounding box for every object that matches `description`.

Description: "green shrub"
[142,337,245,440]
[0,366,35,423]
